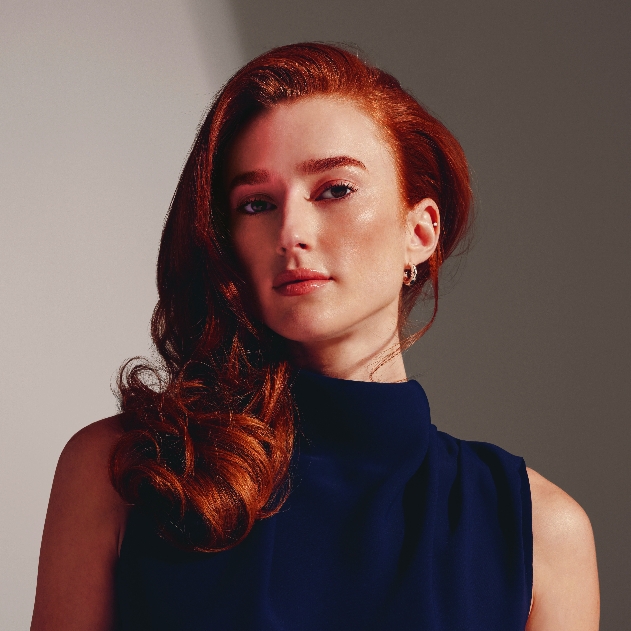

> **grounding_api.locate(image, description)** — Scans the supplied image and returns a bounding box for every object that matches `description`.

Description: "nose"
[276,194,312,255]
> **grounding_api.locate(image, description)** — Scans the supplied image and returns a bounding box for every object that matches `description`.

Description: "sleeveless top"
[115,369,533,630]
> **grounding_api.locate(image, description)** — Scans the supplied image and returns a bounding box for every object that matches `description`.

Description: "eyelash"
[316,180,358,201]
[236,180,358,215]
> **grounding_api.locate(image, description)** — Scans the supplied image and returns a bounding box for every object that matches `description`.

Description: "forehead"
[225,95,396,180]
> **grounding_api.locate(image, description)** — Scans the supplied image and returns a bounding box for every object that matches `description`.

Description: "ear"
[405,198,440,266]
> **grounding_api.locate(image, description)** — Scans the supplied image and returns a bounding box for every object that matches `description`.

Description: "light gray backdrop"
[0,1,244,627]
[1,0,629,628]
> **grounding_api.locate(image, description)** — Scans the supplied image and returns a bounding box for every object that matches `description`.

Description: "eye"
[316,182,357,201]
[237,198,277,214]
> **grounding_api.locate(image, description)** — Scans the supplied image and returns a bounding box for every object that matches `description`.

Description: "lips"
[272,268,331,296]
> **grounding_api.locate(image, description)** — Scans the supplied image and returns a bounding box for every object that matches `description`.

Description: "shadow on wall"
[186,0,631,627]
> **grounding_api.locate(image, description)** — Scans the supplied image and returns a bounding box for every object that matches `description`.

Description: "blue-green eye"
[239,199,277,214]
[317,183,356,200]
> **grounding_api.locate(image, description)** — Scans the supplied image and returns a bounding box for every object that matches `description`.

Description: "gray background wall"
[0,1,244,627]
[1,0,629,628]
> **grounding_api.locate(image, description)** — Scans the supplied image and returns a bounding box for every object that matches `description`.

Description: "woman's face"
[226,96,437,352]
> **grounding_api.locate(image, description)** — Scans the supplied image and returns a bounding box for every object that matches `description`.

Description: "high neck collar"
[290,368,431,463]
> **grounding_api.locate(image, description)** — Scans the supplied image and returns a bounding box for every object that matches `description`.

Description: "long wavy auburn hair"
[109,42,473,552]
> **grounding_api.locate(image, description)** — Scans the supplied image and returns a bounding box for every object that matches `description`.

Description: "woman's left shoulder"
[525,467,600,630]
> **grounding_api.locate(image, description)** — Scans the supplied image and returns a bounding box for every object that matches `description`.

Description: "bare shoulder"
[31,415,130,631]
[61,414,126,473]
[527,467,594,546]
[54,415,129,522]
[525,467,600,631]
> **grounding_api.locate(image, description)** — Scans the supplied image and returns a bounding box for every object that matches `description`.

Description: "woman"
[32,43,599,630]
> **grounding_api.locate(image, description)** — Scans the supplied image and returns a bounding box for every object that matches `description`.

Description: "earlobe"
[406,198,440,266]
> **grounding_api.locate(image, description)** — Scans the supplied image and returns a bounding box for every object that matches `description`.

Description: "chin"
[266,312,348,346]
[272,323,338,345]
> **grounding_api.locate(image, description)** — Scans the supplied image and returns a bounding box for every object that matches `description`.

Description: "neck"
[287,327,407,383]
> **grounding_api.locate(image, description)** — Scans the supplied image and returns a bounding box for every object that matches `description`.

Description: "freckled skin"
[226,97,433,378]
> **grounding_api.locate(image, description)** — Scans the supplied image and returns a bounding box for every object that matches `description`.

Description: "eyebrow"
[227,169,270,193]
[297,156,367,175]
[227,156,366,194]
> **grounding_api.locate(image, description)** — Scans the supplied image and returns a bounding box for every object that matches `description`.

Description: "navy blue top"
[115,369,533,630]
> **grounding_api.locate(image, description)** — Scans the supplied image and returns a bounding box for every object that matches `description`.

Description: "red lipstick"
[272,268,331,296]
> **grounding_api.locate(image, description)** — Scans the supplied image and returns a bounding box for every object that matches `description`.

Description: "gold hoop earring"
[403,263,417,286]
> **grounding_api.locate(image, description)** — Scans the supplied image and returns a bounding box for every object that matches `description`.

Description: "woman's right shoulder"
[31,415,132,630]
[61,414,126,466]
[54,414,131,547]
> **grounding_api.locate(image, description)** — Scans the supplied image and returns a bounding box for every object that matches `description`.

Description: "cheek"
[231,222,271,295]
[337,204,406,286]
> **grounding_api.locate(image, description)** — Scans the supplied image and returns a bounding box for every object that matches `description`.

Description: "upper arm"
[31,416,130,631]
[525,467,600,631]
